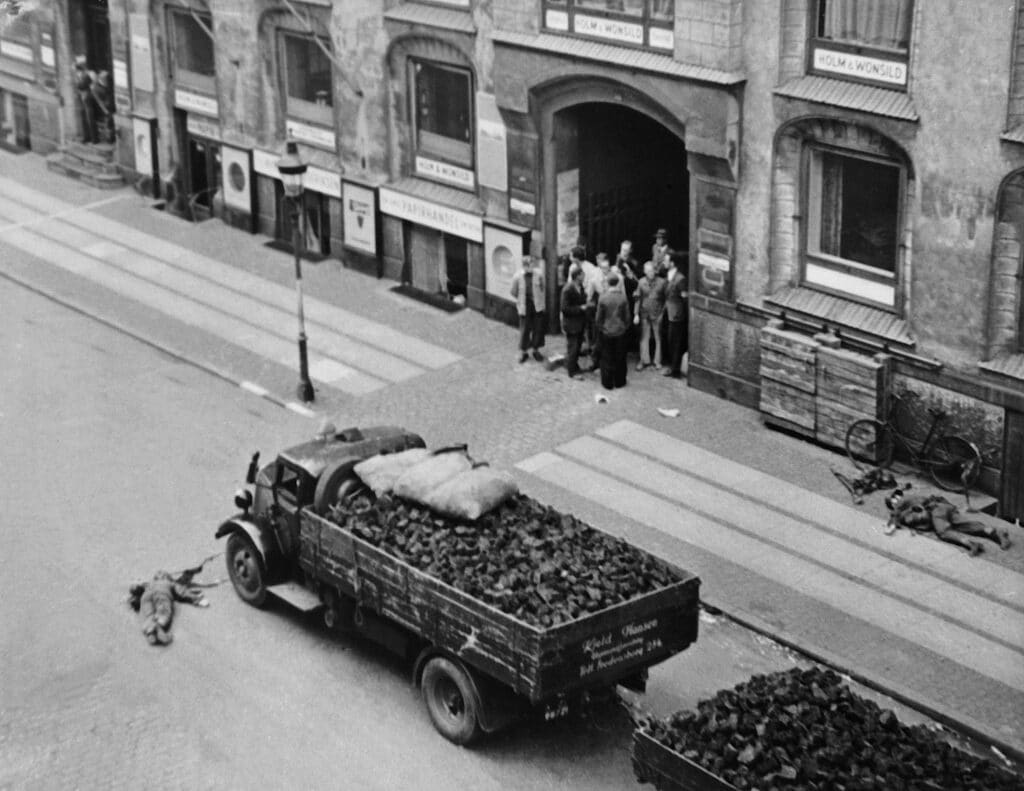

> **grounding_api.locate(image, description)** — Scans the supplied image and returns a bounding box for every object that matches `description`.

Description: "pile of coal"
[638,667,1020,790]
[330,493,678,628]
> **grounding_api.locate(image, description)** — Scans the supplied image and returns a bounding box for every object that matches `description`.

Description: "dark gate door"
[1003,410,1024,523]
[579,183,658,261]
[83,0,112,74]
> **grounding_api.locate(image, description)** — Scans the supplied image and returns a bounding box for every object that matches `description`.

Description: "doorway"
[0,90,30,150]
[82,0,112,74]
[552,103,688,263]
[443,235,468,298]
[185,134,221,220]
[1004,410,1024,523]
[276,186,331,260]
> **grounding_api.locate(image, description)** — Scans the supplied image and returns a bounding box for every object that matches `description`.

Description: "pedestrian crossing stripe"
[516,422,1024,693]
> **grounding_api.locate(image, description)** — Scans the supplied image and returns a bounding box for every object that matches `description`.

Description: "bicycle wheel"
[928,435,982,491]
[845,419,895,472]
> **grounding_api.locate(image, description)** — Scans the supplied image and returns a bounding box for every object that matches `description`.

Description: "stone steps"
[46,141,124,190]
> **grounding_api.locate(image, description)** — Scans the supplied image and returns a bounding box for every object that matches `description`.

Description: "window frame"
[807,0,913,91]
[279,31,334,128]
[800,143,906,311]
[409,58,476,189]
[167,8,216,94]
[541,0,675,52]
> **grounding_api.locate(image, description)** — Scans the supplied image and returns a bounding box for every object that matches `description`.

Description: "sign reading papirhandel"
[379,187,483,243]
[813,47,907,87]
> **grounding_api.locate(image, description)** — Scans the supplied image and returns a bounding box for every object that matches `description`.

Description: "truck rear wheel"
[226,533,268,607]
[421,657,482,745]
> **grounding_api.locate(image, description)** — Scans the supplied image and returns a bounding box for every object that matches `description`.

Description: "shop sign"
[415,156,475,190]
[648,27,674,51]
[0,39,33,63]
[484,224,525,299]
[286,119,336,151]
[379,187,483,243]
[430,0,470,5]
[129,14,154,94]
[40,33,55,69]
[186,114,221,140]
[252,149,341,199]
[174,88,218,118]
[694,180,735,301]
[812,47,907,87]
[112,58,131,113]
[342,181,377,256]
[545,9,569,31]
[573,14,643,46]
[509,196,536,227]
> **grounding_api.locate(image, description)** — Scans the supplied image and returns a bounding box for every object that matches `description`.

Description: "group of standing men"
[508,229,689,392]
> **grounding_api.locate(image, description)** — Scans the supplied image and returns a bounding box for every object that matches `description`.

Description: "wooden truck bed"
[299,509,700,703]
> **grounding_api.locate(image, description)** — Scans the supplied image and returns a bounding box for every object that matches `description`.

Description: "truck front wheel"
[421,657,482,745]
[226,533,268,608]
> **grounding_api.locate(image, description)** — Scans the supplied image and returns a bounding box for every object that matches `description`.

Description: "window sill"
[979,355,1024,385]
[764,286,914,348]
[384,3,475,34]
[774,75,918,122]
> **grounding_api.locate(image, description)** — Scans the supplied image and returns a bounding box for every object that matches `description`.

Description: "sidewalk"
[3,150,1022,769]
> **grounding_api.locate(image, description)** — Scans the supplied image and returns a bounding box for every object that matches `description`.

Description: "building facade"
[27,0,1024,519]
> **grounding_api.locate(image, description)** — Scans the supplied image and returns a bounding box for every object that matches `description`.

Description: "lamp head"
[276,139,307,198]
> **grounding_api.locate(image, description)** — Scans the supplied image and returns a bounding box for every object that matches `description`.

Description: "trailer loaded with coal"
[632,667,1021,791]
[215,425,701,744]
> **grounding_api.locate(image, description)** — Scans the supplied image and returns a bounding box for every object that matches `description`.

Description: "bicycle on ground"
[844,392,983,492]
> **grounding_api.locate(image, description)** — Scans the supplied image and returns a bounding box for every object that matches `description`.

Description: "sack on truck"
[423,468,519,521]
[354,448,432,496]
[392,450,473,503]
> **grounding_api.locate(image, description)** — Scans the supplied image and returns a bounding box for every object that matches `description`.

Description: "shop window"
[810,0,913,88]
[0,9,34,66]
[281,32,333,127]
[805,148,902,307]
[0,89,30,150]
[169,10,215,92]
[543,0,674,50]
[412,60,473,169]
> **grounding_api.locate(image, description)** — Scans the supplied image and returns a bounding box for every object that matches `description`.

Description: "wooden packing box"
[815,347,891,449]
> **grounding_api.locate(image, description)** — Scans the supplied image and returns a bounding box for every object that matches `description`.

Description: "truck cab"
[216,424,424,607]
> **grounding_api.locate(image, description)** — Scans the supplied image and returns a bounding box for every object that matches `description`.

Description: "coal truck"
[216,424,701,744]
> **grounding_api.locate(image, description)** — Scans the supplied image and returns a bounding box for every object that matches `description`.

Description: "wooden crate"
[760,378,816,431]
[758,323,820,433]
[816,347,890,449]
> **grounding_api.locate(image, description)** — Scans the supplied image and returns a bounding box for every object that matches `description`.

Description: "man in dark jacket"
[595,272,630,389]
[662,252,689,378]
[560,266,587,378]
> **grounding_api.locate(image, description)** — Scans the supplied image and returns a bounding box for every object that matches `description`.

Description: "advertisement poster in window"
[484,224,525,299]
[694,179,735,301]
[556,168,580,256]
[132,117,154,177]
[343,181,377,256]
[220,146,252,213]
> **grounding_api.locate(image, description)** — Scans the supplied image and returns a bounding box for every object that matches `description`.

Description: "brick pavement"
[3,149,1023,770]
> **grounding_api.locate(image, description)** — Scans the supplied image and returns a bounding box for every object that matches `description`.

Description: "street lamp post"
[276,139,315,403]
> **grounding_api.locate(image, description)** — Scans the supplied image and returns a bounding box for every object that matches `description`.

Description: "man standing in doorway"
[634,261,667,372]
[663,252,689,379]
[652,228,671,277]
[510,255,546,364]
[596,272,630,389]
[560,265,587,378]
[616,240,641,279]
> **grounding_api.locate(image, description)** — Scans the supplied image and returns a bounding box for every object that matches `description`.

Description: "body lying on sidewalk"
[885,491,1011,555]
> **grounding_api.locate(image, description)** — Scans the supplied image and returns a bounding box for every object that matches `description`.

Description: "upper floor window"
[281,33,333,126]
[412,60,475,189]
[810,0,912,89]
[543,0,674,51]
[805,147,903,308]
[169,10,215,92]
